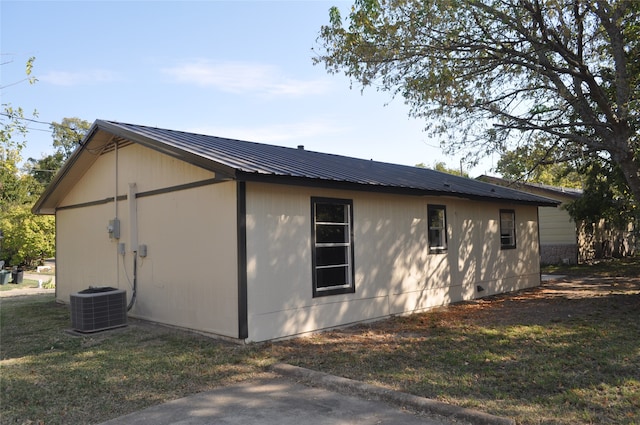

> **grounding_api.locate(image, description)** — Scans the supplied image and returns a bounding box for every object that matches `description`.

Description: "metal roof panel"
[32,119,561,214]
[99,120,559,206]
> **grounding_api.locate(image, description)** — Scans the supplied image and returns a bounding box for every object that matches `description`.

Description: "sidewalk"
[98,375,456,425]
[0,272,55,298]
[98,365,515,425]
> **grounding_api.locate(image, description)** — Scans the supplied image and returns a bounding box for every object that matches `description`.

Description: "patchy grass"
[269,291,640,424]
[542,256,640,277]
[1,257,639,425]
[0,278,42,292]
[269,258,640,425]
[0,296,273,424]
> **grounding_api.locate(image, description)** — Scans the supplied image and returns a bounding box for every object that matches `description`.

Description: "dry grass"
[269,271,640,425]
[1,257,639,424]
[0,296,273,424]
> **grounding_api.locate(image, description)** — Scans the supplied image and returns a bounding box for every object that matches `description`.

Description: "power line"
[0,111,53,128]
[0,112,88,134]
[0,78,32,90]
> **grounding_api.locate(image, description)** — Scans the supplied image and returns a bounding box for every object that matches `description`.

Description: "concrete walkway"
[98,376,454,425]
[0,272,55,297]
[99,365,514,425]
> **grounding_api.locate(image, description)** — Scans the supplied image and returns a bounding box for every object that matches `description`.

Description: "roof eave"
[237,172,561,206]
[32,120,239,215]
[477,175,581,202]
[95,120,238,178]
[32,121,103,215]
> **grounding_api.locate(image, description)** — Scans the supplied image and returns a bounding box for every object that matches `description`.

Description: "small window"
[311,197,355,297]
[428,205,447,253]
[500,209,516,249]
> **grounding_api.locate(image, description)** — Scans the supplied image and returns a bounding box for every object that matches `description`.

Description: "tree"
[26,117,90,187]
[417,160,470,177]
[496,146,636,226]
[1,56,37,152]
[0,57,55,266]
[315,0,640,205]
[565,159,636,228]
[51,117,91,159]
[1,57,39,209]
[0,205,55,267]
[495,142,583,188]
[25,151,65,187]
[433,161,469,178]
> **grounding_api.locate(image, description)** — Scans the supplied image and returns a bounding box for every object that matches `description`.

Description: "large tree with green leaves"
[1,57,39,209]
[26,117,91,187]
[0,205,55,267]
[50,117,91,159]
[315,0,639,205]
[495,143,584,188]
[1,57,56,266]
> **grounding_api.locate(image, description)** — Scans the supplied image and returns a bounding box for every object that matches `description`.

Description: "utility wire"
[0,112,87,135]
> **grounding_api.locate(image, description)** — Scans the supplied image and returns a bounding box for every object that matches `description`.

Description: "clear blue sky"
[2,0,496,176]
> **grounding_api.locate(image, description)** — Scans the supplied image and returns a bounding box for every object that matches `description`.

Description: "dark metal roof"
[97,120,560,206]
[477,175,582,201]
[32,119,561,214]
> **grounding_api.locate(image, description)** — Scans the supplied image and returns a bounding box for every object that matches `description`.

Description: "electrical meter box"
[108,219,120,239]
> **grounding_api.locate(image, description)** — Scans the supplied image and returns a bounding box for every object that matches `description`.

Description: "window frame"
[499,209,517,249]
[427,204,448,254]
[311,197,355,297]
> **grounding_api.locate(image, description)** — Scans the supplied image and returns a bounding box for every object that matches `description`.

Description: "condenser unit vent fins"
[70,287,127,332]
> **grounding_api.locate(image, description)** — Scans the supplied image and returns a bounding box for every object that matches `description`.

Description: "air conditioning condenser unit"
[70,287,127,332]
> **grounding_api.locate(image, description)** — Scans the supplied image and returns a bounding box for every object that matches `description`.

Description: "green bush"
[0,205,55,267]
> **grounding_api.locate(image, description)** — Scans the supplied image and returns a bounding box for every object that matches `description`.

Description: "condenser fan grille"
[70,287,127,332]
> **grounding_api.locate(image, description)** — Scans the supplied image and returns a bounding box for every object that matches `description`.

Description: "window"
[311,197,355,297]
[500,209,516,249]
[428,205,447,253]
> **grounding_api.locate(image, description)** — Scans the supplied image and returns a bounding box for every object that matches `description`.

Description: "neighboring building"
[34,120,558,342]
[478,176,637,264]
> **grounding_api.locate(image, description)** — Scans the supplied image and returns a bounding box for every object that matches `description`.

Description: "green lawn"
[542,256,640,277]
[0,295,272,424]
[0,278,45,291]
[1,257,639,424]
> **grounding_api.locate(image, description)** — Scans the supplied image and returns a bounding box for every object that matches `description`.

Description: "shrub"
[0,205,55,267]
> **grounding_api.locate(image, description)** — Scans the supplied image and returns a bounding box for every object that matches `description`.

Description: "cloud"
[162,60,330,96]
[39,69,119,86]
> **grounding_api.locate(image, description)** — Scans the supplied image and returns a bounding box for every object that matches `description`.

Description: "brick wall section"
[540,244,579,265]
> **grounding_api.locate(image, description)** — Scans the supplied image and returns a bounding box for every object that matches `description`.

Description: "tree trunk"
[615,151,640,207]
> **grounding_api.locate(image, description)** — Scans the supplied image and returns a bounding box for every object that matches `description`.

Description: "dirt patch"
[408,275,640,328]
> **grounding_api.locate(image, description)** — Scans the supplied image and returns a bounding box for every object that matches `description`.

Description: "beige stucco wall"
[56,143,240,338]
[245,182,541,342]
[56,203,118,294]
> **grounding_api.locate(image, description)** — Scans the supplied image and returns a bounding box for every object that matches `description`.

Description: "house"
[478,176,637,264]
[33,120,558,342]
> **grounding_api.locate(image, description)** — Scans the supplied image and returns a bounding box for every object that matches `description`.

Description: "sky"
[2,0,497,176]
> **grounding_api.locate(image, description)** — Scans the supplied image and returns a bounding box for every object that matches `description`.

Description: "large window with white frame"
[500,209,516,249]
[311,197,355,297]
[428,204,447,253]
